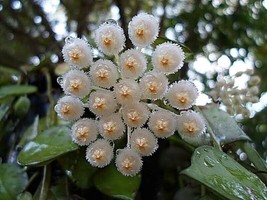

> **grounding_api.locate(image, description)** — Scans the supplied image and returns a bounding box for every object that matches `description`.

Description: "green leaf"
[58,150,97,189]
[181,146,267,200]
[0,164,28,200]
[16,191,33,200]
[94,164,141,200]
[17,126,78,166]
[200,105,250,145]
[0,85,37,98]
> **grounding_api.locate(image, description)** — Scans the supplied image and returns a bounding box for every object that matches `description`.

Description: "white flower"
[98,113,125,140]
[121,102,150,127]
[62,37,93,69]
[94,22,125,55]
[177,110,206,145]
[54,96,84,121]
[130,128,158,156]
[61,69,91,98]
[152,42,184,74]
[114,79,141,105]
[71,118,98,146]
[166,80,198,110]
[140,71,168,100]
[86,139,113,168]
[90,59,118,88]
[119,49,147,79]
[128,13,159,47]
[148,110,176,138]
[88,90,117,116]
[115,148,142,176]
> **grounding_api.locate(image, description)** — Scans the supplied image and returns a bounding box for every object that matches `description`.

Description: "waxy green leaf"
[0,164,28,200]
[18,126,78,166]
[200,105,250,145]
[94,164,141,200]
[181,146,267,200]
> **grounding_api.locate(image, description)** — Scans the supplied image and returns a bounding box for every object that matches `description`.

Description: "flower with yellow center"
[71,118,98,146]
[88,90,117,116]
[90,59,118,88]
[177,110,206,145]
[119,49,147,79]
[130,128,158,156]
[152,42,184,74]
[95,23,125,55]
[166,80,198,110]
[54,96,84,121]
[62,38,93,69]
[86,139,113,168]
[140,71,168,100]
[61,69,91,98]
[148,110,176,138]
[114,79,141,105]
[99,113,125,140]
[122,102,150,127]
[115,148,142,176]
[128,13,159,47]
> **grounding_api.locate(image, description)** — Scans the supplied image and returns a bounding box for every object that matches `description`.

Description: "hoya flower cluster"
[55,13,206,176]
[209,69,260,118]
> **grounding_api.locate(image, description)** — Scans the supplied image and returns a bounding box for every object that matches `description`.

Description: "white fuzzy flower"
[86,139,113,168]
[61,69,91,98]
[140,71,168,100]
[152,42,184,74]
[121,102,150,127]
[130,128,158,156]
[115,148,142,176]
[54,96,84,121]
[119,49,147,79]
[62,37,93,69]
[98,113,125,140]
[114,79,141,105]
[166,80,198,110]
[177,110,206,145]
[148,110,176,138]
[90,59,118,88]
[94,22,125,55]
[71,118,98,146]
[88,90,117,116]
[128,13,159,47]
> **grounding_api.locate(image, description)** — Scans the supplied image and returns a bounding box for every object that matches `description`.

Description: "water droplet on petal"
[239,152,247,161]
[203,156,217,168]
[65,36,75,44]
[57,77,63,85]
[195,150,201,157]
[104,19,118,25]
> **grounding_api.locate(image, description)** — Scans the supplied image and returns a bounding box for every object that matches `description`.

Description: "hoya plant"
[0,10,266,200]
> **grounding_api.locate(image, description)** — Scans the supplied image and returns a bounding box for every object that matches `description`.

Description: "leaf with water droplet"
[200,104,250,145]
[17,126,78,166]
[181,146,267,200]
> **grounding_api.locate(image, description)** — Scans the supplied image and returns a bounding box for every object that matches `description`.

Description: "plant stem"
[43,68,57,126]
[39,164,51,200]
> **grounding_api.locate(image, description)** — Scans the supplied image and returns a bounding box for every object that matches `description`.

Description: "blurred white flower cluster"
[209,69,260,118]
[55,13,206,176]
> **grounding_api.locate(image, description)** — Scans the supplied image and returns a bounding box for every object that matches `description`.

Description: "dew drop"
[221,154,228,160]
[65,36,75,44]
[203,156,216,168]
[239,152,247,161]
[104,19,118,25]
[195,150,201,157]
[57,77,63,85]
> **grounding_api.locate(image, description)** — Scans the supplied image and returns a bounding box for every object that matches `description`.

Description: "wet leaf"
[0,163,28,200]
[94,164,141,200]
[0,85,37,98]
[200,105,250,145]
[18,126,78,166]
[181,146,267,200]
[58,150,97,189]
